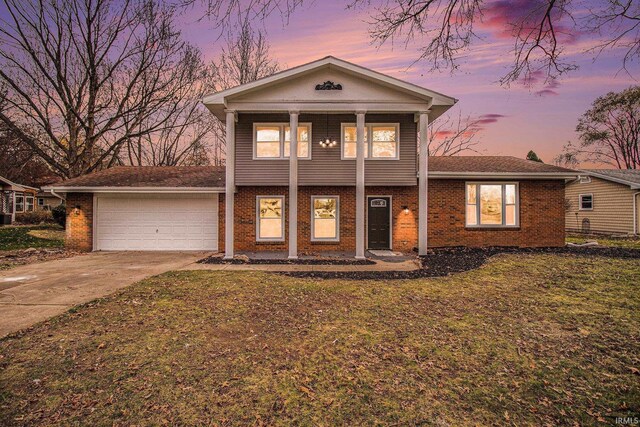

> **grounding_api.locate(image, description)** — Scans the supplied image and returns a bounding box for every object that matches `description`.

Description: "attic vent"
[579,176,591,184]
[315,81,342,90]
[581,218,591,233]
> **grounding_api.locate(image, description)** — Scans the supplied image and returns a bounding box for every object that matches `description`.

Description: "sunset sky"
[181,0,638,166]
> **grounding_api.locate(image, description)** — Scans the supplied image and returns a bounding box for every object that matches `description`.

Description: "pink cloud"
[474,113,506,125]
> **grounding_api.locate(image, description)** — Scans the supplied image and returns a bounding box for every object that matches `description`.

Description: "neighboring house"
[46,56,577,255]
[36,190,64,211]
[0,175,38,224]
[565,169,640,235]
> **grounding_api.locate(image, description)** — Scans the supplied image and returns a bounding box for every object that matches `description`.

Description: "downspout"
[633,192,640,236]
[50,189,66,202]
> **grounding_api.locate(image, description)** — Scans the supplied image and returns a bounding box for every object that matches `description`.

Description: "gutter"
[426,172,578,180]
[49,189,66,202]
[42,186,226,194]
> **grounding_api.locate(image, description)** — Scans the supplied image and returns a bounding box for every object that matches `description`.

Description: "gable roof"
[45,166,225,193]
[0,175,38,192]
[203,56,456,120]
[428,156,577,178]
[581,169,640,189]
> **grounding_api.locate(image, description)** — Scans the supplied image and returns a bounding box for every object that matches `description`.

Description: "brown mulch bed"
[198,255,375,265]
[0,248,80,270]
[281,246,640,280]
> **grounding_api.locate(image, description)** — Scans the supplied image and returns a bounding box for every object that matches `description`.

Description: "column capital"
[355,110,367,115]
[224,109,238,122]
[288,109,300,115]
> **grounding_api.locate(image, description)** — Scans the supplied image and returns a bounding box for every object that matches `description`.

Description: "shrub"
[15,210,54,225]
[51,204,66,228]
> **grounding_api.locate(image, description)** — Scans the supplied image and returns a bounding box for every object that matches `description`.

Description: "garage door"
[95,194,219,251]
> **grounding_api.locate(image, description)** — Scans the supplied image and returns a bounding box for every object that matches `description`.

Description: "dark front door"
[368,197,391,249]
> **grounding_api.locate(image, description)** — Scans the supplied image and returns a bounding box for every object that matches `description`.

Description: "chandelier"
[319,114,337,148]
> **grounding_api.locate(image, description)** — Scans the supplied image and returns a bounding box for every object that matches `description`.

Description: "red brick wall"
[428,180,565,247]
[65,193,93,252]
[231,186,419,253]
[229,180,565,252]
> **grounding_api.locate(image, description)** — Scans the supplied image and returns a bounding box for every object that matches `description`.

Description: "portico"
[203,56,457,259]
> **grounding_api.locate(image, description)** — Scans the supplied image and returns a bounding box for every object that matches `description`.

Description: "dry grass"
[1,253,639,426]
[566,235,640,249]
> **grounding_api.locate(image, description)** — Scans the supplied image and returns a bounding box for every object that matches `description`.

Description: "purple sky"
[181,1,637,165]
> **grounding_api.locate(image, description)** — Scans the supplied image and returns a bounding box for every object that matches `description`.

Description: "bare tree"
[428,112,481,156]
[186,0,639,86]
[556,85,640,168]
[210,15,281,90]
[0,0,210,178]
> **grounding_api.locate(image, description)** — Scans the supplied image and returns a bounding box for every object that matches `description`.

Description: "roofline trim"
[580,170,640,189]
[428,172,578,179]
[43,186,226,193]
[203,56,457,106]
[0,175,39,191]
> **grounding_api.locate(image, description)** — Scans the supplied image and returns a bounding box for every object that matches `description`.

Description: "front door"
[368,197,391,249]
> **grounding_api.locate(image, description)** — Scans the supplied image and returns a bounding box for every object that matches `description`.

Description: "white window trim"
[340,122,400,160]
[253,122,312,160]
[579,193,593,211]
[15,193,24,213]
[579,176,591,184]
[25,195,34,212]
[311,195,340,242]
[465,182,520,228]
[256,195,285,242]
[38,198,45,206]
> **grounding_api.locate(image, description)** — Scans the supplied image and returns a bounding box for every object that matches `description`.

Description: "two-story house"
[47,57,576,256]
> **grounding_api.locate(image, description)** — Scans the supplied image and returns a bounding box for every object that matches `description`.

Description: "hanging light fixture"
[319,113,338,148]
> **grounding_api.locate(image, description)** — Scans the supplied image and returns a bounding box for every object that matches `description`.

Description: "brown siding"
[428,180,565,247]
[565,177,637,234]
[66,193,93,252]
[235,113,417,186]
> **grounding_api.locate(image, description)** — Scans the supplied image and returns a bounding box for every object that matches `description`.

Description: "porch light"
[402,205,409,213]
[73,205,81,215]
[318,114,337,148]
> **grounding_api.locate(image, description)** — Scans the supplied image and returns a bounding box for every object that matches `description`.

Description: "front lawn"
[567,235,640,249]
[0,225,64,251]
[1,254,638,425]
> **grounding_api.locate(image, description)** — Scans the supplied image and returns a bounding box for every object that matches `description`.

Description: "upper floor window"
[579,194,593,210]
[341,123,399,159]
[254,123,311,159]
[466,183,518,227]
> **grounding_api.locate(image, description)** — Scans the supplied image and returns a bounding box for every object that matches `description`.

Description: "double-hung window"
[15,194,24,212]
[311,196,339,241]
[38,198,45,207]
[254,123,311,159]
[26,196,34,212]
[257,196,285,241]
[466,183,518,227]
[341,123,399,159]
[579,194,593,210]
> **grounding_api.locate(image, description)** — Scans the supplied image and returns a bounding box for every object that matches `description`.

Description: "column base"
[355,255,367,260]
[288,255,298,260]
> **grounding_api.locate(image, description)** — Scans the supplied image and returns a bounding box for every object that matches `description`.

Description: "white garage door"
[95,194,219,251]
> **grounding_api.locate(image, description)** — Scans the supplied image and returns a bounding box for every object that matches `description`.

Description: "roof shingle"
[583,169,640,186]
[428,156,576,174]
[50,166,225,188]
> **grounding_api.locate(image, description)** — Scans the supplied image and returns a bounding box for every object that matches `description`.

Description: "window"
[15,194,24,212]
[312,196,339,241]
[26,196,34,212]
[341,123,399,159]
[466,183,518,227]
[254,123,311,159]
[257,196,284,241]
[579,194,593,210]
[38,198,44,206]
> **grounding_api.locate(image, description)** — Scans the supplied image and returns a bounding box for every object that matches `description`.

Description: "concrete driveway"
[0,251,209,338]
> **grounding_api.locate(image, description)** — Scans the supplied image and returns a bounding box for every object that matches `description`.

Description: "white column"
[418,111,430,255]
[224,109,236,259]
[355,111,366,259]
[288,111,299,259]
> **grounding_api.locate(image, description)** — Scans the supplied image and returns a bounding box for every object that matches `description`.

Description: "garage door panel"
[96,195,218,251]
